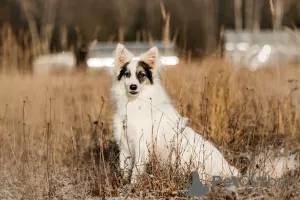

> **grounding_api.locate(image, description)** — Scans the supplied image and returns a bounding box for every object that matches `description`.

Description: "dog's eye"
[138,73,145,79]
[124,72,131,78]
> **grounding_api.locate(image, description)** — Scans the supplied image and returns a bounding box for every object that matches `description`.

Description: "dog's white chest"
[125,101,153,129]
[126,99,152,116]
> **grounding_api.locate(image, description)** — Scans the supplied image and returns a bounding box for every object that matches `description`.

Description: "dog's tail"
[245,148,299,178]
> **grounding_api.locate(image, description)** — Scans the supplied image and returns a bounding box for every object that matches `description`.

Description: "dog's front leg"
[120,147,133,182]
[113,117,133,182]
[130,145,149,184]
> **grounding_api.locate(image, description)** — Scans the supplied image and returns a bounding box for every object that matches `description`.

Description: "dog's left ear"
[140,47,159,70]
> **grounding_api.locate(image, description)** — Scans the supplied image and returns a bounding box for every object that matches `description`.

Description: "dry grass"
[0,60,300,199]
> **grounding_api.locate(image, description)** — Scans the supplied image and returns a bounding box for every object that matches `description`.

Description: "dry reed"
[0,59,299,198]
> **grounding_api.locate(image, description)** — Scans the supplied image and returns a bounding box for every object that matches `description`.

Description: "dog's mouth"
[129,91,139,96]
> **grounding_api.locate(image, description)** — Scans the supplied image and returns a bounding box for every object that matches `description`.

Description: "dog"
[110,43,239,184]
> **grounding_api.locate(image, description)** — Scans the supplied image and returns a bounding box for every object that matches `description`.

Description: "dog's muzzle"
[129,84,139,95]
[129,91,139,95]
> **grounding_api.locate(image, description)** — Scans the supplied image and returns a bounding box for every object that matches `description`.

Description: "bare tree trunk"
[18,0,41,57]
[60,25,68,51]
[204,0,218,55]
[42,0,57,25]
[41,24,53,54]
[145,0,160,41]
[160,1,170,45]
[118,27,124,42]
[253,0,262,32]
[234,0,243,31]
[115,0,138,42]
[40,0,57,54]
[274,0,284,30]
[245,0,254,31]
[75,26,82,49]
[162,13,170,47]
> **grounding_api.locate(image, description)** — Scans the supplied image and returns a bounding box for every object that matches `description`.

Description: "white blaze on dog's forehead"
[124,61,140,86]
[115,43,134,69]
[127,60,139,74]
[140,47,158,69]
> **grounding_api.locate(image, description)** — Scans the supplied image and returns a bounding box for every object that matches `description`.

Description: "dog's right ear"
[114,43,134,69]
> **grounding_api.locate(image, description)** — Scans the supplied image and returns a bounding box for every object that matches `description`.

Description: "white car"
[224,30,300,70]
[33,51,76,74]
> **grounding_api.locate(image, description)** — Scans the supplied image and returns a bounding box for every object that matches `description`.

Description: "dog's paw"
[129,173,140,185]
[130,170,140,185]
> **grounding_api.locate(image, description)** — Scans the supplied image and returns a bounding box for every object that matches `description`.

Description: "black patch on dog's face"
[117,62,130,81]
[137,61,153,84]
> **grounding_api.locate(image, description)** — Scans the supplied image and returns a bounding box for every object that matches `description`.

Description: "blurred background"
[1,0,300,72]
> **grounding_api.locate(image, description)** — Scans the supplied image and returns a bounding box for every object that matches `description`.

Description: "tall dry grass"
[0,60,299,199]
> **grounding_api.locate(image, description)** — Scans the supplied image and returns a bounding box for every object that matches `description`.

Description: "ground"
[0,59,300,199]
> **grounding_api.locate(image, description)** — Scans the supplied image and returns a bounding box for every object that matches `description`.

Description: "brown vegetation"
[0,60,300,199]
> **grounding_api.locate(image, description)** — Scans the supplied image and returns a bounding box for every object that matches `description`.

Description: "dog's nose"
[130,84,137,90]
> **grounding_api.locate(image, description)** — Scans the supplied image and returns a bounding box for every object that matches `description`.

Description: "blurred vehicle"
[33,51,76,74]
[86,41,179,69]
[224,30,300,70]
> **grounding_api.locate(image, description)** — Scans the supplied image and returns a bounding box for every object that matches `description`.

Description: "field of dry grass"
[0,59,300,199]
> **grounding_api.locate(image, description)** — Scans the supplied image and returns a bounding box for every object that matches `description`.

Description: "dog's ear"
[114,43,134,69]
[140,47,159,70]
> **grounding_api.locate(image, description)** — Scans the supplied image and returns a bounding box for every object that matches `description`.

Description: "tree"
[234,0,243,31]
[273,0,284,30]
[203,0,219,55]
[114,0,139,42]
[245,0,254,30]
[253,0,263,32]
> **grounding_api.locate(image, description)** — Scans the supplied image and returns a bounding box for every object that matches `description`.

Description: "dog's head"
[113,43,160,97]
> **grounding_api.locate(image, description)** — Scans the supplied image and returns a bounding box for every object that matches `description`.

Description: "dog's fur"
[111,44,239,184]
